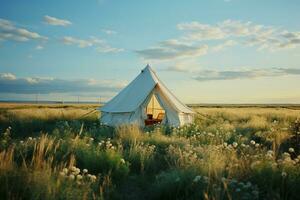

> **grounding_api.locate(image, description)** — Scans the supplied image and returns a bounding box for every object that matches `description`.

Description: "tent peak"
[142,64,155,73]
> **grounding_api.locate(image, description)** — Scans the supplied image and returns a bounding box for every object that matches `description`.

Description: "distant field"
[2,102,300,108]
[189,103,300,110]
[0,102,100,109]
[0,103,300,199]
[0,103,100,119]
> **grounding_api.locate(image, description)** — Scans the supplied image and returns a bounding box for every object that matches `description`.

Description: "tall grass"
[1,104,300,199]
[0,105,99,138]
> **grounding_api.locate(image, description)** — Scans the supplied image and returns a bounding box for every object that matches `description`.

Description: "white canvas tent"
[100,65,194,127]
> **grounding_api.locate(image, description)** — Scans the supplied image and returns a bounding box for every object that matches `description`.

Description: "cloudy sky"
[1,0,300,103]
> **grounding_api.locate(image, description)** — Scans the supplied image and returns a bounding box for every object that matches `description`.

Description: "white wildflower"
[289,148,295,153]
[63,168,68,174]
[267,150,273,155]
[91,175,97,182]
[120,158,126,164]
[74,168,80,175]
[193,175,201,183]
[281,171,287,178]
[283,152,290,158]
[69,174,75,180]
[71,166,77,172]
[76,174,83,180]
[232,142,238,148]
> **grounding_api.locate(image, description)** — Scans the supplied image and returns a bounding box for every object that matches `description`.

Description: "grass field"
[0,103,300,200]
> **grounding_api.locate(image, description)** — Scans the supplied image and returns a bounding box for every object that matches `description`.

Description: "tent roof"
[101,65,194,114]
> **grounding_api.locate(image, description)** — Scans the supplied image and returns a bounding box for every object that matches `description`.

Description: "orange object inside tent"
[145,94,165,126]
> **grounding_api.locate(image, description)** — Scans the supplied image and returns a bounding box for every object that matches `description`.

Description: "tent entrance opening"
[145,94,165,126]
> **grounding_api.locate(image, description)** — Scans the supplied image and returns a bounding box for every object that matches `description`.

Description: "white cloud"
[63,36,94,48]
[35,45,44,50]
[177,20,274,41]
[136,39,208,60]
[0,73,16,80]
[177,19,300,51]
[212,40,237,52]
[96,46,124,53]
[0,72,126,94]
[193,67,300,81]
[0,18,47,42]
[44,15,72,26]
[177,22,226,41]
[161,59,200,73]
[102,29,117,35]
[137,19,300,61]
[164,65,191,73]
[25,77,39,84]
[62,36,123,53]
[249,30,300,51]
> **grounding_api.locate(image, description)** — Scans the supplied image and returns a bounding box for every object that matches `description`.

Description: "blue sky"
[1,0,300,103]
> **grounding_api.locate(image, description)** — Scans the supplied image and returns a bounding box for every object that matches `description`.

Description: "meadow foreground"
[0,104,300,200]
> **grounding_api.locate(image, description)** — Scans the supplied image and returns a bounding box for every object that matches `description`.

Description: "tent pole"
[152,96,154,117]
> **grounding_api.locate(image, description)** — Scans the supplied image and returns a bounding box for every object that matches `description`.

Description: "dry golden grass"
[0,103,100,122]
[0,102,100,109]
[2,103,299,123]
[8,108,93,120]
[0,146,14,170]
[0,103,300,199]
[196,107,300,120]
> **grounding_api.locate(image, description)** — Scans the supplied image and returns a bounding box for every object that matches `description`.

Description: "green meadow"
[0,103,300,200]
